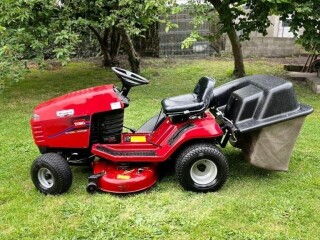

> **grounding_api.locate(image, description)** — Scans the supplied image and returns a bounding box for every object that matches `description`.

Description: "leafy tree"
[66,0,175,73]
[183,0,320,77]
[0,0,175,91]
[275,1,320,53]
[182,0,277,77]
[0,1,70,91]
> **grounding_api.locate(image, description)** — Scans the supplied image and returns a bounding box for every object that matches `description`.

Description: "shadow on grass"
[225,149,280,181]
[157,150,275,179]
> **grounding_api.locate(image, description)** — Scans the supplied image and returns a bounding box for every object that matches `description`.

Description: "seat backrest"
[194,76,216,108]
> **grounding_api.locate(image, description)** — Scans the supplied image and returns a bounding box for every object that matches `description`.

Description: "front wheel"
[31,153,73,195]
[175,143,229,192]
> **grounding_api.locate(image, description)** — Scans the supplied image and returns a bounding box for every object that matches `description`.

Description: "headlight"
[32,113,40,120]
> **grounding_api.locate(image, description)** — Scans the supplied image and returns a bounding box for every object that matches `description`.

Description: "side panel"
[31,116,91,148]
[92,112,223,162]
[31,85,124,149]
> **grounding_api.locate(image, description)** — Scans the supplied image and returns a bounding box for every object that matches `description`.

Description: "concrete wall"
[225,37,306,57]
[225,14,307,57]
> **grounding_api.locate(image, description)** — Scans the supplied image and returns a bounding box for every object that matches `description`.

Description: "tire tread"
[31,153,73,194]
[175,143,229,192]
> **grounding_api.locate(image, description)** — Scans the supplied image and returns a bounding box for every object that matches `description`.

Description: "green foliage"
[182,0,275,47]
[0,0,80,89]
[0,27,28,92]
[274,1,320,53]
[186,0,320,53]
[0,0,178,88]
[181,1,215,49]
[53,30,79,65]
[181,31,204,49]
[231,1,274,40]
[68,0,176,35]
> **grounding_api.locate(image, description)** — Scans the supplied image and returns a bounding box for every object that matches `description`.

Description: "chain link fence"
[158,9,224,57]
[135,9,224,57]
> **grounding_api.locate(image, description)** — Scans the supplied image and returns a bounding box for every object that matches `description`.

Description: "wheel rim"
[38,167,55,188]
[190,159,217,185]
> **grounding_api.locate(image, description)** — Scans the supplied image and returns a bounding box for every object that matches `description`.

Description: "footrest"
[96,145,157,156]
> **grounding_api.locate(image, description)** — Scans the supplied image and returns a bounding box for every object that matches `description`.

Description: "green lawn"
[0,58,319,239]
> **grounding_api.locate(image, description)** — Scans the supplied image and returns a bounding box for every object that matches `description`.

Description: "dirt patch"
[26,60,62,71]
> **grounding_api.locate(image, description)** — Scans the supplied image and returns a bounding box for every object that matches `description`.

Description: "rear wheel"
[31,153,73,195]
[175,143,229,192]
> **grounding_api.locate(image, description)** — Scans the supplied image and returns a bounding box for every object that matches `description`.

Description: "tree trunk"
[145,23,160,57]
[209,0,245,77]
[110,26,122,65]
[101,46,112,67]
[119,28,140,74]
[89,26,112,67]
[227,26,245,77]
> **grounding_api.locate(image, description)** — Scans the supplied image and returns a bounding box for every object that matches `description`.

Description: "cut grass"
[0,58,319,239]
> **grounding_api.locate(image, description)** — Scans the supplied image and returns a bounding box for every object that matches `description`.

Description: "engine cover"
[30,84,125,149]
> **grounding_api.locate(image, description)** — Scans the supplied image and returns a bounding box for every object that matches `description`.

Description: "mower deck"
[88,161,157,193]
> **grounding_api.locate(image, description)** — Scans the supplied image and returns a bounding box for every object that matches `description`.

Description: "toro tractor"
[30,67,312,194]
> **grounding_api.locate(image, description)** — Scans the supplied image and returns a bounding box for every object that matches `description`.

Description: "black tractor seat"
[161,76,215,116]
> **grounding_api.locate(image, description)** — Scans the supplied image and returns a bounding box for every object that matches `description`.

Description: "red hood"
[34,84,124,120]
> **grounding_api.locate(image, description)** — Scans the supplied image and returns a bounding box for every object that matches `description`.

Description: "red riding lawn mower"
[30,67,313,195]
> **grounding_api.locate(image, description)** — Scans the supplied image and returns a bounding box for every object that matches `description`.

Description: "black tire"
[86,182,98,194]
[175,143,229,192]
[30,153,73,195]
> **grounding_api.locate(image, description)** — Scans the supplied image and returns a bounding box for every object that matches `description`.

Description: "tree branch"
[119,28,140,74]
[88,26,103,45]
[102,28,110,46]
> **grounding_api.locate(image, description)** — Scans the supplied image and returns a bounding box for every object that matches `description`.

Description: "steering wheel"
[112,67,149,87]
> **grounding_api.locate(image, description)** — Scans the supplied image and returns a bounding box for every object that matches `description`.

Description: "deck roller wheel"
[86,182,98,194]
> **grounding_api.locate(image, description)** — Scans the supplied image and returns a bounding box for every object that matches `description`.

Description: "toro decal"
[48,116,90,139]
[73,119,87,129]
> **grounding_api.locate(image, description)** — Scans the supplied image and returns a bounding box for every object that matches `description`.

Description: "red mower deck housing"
[90,161,157,193]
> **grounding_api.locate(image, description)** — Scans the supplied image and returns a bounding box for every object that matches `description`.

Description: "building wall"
[158,10,305,57]
[225,15,306,57]
[225,37,305,57]
[250,15,304,38]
